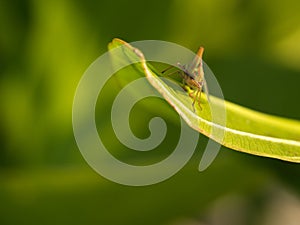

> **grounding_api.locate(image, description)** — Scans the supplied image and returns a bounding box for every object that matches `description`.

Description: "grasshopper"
[162,47,210,111]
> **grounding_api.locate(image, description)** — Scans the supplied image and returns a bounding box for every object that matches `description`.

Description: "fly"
[162,47,210,111]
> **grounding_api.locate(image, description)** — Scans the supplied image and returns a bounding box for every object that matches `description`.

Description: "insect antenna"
[161,65,174,74]
[161,65,181,77]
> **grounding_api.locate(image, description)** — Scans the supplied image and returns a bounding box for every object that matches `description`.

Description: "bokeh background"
[1,0,300,224]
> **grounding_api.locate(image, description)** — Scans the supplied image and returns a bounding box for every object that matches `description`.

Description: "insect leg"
[162,70,180,77]
[203,78,210,102]
[180,72,186,86]
[191,89,198,111]
[197,86,202,108]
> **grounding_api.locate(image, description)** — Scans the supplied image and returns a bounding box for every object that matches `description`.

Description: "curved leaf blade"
[109,38,300,163]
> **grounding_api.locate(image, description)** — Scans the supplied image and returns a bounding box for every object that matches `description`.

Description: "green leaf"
[108,38,300,163]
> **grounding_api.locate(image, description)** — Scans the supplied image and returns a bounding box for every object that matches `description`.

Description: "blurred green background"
[1,0,300,224]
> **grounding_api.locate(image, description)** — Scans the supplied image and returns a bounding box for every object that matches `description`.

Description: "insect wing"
[186,47,204,80]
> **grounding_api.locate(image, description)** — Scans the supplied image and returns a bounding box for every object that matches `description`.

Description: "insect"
[161,46,210,111]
